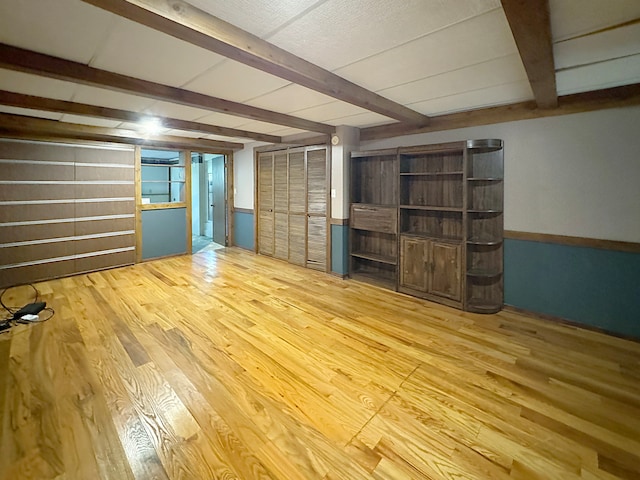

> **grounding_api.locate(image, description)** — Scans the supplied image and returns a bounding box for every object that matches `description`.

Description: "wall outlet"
[331,189,336,198]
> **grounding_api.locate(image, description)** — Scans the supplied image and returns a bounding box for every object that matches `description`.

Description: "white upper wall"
[362,106,640,243]
[233,143,257,209]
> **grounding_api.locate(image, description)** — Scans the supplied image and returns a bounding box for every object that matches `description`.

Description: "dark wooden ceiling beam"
[501,0,558,108]
[0,112,243,151]
[360,82,640,141]
[80,0,430,126]
[0,43,333,134]
[0,90,281,143]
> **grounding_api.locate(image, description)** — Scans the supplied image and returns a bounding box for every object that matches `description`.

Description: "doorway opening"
[191,152,227,253]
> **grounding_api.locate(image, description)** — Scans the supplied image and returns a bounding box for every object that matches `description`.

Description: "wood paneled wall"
[0,139,135,287]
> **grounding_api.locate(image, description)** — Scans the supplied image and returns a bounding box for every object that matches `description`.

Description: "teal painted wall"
[331,224,349,275]
[504,239,640,338]
[233,211,254,250]
[141,208,187,260]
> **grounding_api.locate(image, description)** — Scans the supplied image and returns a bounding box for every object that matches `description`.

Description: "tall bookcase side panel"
[465,141,504,312]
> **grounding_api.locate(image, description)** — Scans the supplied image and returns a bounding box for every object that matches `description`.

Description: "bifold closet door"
[257,152,274,256]
[273,151,288,260]
[288,151,306,266]
[306,148,327,271]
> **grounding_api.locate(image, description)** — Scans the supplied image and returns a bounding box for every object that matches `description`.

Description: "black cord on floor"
[0,284,54,333]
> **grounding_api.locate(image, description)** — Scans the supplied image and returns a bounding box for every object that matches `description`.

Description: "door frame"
[187,149,233,253]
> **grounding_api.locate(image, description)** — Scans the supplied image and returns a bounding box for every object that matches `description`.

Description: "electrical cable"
[0,284,54,333]
[0,283,39,316]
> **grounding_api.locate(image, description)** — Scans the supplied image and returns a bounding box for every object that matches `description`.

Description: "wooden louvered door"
[306,148,328,271]
[288,150,306,266]
[257,152,274,256]
[273,151,288,260]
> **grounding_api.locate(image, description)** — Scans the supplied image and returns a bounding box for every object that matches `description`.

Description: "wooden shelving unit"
[465,139,504,312]
[349,139,504,313]
[349,149,398,288]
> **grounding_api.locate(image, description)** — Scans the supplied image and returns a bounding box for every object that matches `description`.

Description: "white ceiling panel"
[408,80,533,116]
[59,114,121,128]
[0,0,116,63]
[201,134,246,143]
[142,101,219,122]
[325,110,395,128]
[0,106,63,121]
[0,69,78,100]
[230,120,293,134]
[550,0,640,42]
[90,18,224,88]
[268,0,501,71]
[195,111,259,129]
[379,53,529,106]
[261,127,307,137]
[71,86,154,112]
[247,84,336,113]
[116,122,147,131]
[290,100,374,123]
[556,54,640,96]
[163,129,203,138]
[335,9,517,92]
[184,60,290,102]
[554,23,640,70]
[186,0,324,38]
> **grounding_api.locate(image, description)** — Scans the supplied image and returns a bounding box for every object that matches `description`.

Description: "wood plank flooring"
[1,247,639,479]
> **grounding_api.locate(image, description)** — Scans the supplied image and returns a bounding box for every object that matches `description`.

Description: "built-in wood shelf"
[350,251,397,265]
[400,205,463,212]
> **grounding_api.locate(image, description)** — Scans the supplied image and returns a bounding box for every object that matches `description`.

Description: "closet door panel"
[306,149,327,214]
[288,151,306,265]
[258,153,274,256]
[273,152,288,259]
[288,213,306,266]
[288,151,305,214]
[307,216,326,270]
[274,212,289,260]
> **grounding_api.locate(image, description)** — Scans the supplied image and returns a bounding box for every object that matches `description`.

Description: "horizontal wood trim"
[0,259,76,288]
[0,198,135,205]
[0,112,242,151]
[80,0,429,126]
[75,250,134,274]
[0,43,333,134]
[0,90,282,144]
[233,207,254,215]
[76,217,134,236]
[504,230,640,253]
[0,231,135,248]
[330,218,348,226]
[361,82,640,141]
[0,214,134,227]
[139,202,187,210]
[0,246,135,270]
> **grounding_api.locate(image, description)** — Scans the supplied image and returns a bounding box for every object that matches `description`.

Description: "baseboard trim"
[504,231,640,253]
[503,305,640,344]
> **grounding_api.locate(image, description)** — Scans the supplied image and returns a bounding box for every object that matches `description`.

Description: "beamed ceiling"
[0,0,639,150]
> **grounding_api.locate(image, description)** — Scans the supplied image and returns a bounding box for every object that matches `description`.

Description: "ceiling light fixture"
[139,118,163,137]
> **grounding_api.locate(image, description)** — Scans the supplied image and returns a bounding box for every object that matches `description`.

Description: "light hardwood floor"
[1,247,639,479]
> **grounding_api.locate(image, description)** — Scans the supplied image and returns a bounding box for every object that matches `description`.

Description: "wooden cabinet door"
[273,151,288,260]
[258,152,274,256]
[428,240,461,301]
[306,148,327,271]
[288,151,306,266]
[400,236,428,292]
